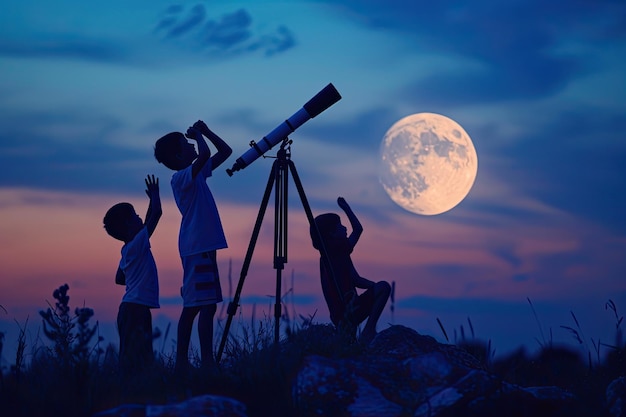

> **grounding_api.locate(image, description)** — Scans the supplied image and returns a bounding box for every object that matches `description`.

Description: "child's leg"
[361,281,391,343]
[118,303,154,373]
[140,307,154,368]
[117,303,129,373]
[176,306,200,370]
[198,304,217,367]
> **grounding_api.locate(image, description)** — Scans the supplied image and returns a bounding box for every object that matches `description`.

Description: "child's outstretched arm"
[193,120,232,169]
[186,124,211,179]
[337,197,363,248]
[144,174,162,237]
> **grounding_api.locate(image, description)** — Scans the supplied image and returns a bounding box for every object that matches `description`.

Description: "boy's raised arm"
[144,174,162,237]
[186,124,211,179]
[194,120,232,169]
[337,197,363,247]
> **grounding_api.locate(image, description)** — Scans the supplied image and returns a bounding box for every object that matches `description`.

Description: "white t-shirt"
[171,160,228,257]
[119,227,160,308]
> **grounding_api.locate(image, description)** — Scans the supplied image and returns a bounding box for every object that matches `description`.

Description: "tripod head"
[261,137,293,162]
[276,137,292,160]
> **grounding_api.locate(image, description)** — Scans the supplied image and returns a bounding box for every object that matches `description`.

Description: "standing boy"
[103,175,162,374]
[310,197,391,344]
[154,120,232,372]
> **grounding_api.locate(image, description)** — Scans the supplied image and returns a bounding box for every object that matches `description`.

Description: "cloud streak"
[0,5,296,65]
[155,6,296,58]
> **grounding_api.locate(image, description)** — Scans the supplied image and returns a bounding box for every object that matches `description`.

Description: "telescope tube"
[226,83,341,176]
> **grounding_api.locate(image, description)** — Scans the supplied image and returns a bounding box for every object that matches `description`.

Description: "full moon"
[379,113,478,215]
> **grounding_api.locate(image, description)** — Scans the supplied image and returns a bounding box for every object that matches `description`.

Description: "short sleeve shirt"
[171,160,228,257]
[119,227,160,308]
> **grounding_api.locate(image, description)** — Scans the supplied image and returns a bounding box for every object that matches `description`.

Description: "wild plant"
[0,304,5,378]
[560,310,600,369]
[38,283,102,368]
[604,299,623,349]
[527,297,553,349]
[436,316,496,368]
[390,281,396,324]
[0,305,7,380]
[11,317,28,381]
[559,300,625,370]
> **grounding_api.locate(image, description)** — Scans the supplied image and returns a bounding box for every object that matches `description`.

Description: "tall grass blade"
[527,297,547,348]
[436,317,449,342]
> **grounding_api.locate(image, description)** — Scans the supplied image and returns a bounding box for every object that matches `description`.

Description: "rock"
[292,325,578,417]
[607,377,626,417]
[93,394,248,417]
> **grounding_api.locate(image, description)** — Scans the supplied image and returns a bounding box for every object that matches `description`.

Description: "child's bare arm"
[338,197,363,247]
[193,120,232,169]
[144,174,162,237]
[115,267,126,286]
[186,125,211,179]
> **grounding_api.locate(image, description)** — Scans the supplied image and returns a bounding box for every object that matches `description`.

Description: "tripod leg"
[216,162,277,364]
[273,159,289,345]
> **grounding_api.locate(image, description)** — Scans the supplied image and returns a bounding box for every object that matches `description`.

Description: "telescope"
[226,83,342,176]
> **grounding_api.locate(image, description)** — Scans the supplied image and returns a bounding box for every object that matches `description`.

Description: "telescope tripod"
[216,139,337,363]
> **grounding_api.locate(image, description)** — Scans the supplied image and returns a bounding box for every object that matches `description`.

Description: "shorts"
[181,251,223,307]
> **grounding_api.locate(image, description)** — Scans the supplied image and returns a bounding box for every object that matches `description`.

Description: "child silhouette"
[103,175,162,374]
[154,120,232,372]
[310,197,391,344]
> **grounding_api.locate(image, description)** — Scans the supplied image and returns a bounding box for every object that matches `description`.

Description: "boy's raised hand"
[192,120,209,134]
[337,196,350,211]
[185,126,203,141]
[145,174,160,199]
[337,196,363,244]
[186,123,211,179]
[144,174,162,237]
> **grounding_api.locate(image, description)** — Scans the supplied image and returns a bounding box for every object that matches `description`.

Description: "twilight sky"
[1,0,625,362]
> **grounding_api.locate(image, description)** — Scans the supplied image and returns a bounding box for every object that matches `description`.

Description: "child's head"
[103,202,142,243]
[154,132,197,171]
[310,213,341,250]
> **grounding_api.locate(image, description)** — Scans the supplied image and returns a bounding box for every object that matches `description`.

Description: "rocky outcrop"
[92,394,247,417]
[95,325,594,417]
[607,376,626,417]
[292,325,578,417]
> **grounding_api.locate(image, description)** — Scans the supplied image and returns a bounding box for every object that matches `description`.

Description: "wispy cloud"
[0,37,129,63]
[0,4,296,65]
[327,0,624,104]
[154,5,296,58]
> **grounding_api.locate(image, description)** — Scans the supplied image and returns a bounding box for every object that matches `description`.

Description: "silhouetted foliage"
[0,287,624,417]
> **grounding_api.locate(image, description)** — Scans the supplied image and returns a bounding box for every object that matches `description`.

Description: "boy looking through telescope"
[154,120,232,372]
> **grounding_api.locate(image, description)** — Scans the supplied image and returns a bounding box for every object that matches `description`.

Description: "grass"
[0,283,363,417]
[436,298,626,417]
[0,286,625,417]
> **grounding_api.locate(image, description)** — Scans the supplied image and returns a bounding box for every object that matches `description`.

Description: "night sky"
[1,0,625,362]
